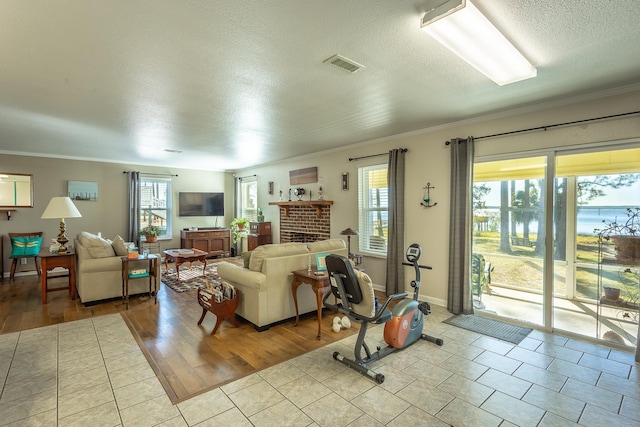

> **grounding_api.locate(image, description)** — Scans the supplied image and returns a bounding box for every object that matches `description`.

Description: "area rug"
[443,314,532,344]
[161,258,243,293]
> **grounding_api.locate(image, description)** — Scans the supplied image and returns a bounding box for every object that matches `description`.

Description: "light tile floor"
[0,305,638,426]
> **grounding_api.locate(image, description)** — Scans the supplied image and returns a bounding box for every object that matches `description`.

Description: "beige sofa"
[75,232,152,304]
[217,239,347,330]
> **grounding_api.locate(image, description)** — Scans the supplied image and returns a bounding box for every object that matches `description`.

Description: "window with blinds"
[140,176,172,238]
[239,179,258,221]
[358,164,388,255]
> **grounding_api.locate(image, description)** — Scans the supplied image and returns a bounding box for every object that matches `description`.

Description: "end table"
[121,254,158,309]
[39,247,76,304]
[291,268,331,339]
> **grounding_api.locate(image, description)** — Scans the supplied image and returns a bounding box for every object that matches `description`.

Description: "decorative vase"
[603,287,621,301]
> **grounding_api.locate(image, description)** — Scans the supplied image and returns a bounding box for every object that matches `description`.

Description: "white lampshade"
[41,196,82,219]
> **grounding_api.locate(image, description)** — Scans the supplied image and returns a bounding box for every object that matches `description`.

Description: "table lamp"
[41,196,82,253]
[340,227,359,258]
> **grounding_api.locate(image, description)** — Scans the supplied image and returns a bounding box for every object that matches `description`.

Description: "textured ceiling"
[1,0,639,171]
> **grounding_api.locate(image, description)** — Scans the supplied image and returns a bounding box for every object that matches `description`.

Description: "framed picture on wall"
[68,181,98,201]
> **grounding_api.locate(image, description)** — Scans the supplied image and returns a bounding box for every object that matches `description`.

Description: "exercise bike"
[323,243,443,383]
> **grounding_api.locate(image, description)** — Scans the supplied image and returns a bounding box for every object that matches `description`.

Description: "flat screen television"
[178,192,224,217]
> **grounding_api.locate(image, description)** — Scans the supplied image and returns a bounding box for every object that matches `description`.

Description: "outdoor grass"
[474,232,639,303]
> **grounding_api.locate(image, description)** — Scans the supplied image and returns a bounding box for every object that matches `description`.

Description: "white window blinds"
[358,164,388,255]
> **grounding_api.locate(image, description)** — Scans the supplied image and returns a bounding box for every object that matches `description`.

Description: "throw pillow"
[241,251,252,268]
[351,270,375,318]
[112,235,129,256]
[10,236,42,257]
[78,231,116,258]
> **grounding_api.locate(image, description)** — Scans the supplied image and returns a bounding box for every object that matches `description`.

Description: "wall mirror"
[0,173,34,207]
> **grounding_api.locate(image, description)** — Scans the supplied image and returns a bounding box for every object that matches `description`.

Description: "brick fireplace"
[268,201,334,243]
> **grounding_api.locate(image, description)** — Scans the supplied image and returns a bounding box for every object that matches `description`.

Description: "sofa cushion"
[249,243,309,272]
[112,235,129,256]
[78,232,116,258]
[307,239,346,253]
[241,251,252,268]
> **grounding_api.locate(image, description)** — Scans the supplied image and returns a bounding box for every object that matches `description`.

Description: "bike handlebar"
[402,262,432,270]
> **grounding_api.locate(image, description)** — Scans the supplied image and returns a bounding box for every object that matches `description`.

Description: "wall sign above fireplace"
[289,167,318,185]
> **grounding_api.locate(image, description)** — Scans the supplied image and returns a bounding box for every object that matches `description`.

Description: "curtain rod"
[122,171,178,177]
[236,174,257,180]
[348,148,408,161]
[445,110,640,145]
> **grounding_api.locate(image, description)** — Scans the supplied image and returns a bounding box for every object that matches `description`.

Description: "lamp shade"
[41,196,82,219]
[340,228,359,236]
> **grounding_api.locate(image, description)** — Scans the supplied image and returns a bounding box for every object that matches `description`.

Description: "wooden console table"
[291,268,331,339]
[40,248,76,304]
[180,229,230,257]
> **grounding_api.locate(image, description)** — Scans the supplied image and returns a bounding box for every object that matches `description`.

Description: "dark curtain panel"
[447,137,475,314]
[385,149,406,295]
[127,171,141,245]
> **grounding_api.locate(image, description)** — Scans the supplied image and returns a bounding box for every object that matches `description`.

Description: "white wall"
[238,87,640,307]
[0,156,233,275]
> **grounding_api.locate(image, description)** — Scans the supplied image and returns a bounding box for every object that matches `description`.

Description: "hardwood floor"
[0,263,360,403]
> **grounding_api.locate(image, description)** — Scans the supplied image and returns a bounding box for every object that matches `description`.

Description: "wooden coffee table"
[163,249,208,279]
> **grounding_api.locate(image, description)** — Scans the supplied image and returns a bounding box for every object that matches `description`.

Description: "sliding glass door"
[472,156,548,327]
[553,149,640,345]
[473,146,640,348]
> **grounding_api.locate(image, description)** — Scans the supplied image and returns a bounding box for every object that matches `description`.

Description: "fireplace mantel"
[268,200,333,217]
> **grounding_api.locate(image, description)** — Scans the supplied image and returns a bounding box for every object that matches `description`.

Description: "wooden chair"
[9,232,43,280]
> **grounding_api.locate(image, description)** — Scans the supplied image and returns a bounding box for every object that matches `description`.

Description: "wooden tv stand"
[180,229,231,258]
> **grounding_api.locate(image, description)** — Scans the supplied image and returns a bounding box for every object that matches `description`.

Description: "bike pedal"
[418,302,431,315]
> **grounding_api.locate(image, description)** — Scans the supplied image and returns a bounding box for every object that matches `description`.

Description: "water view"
[477,206,634,236]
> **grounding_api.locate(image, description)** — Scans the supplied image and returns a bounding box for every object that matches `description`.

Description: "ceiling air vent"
[323,54,365,73]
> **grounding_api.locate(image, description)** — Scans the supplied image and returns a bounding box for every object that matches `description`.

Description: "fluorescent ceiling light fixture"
[421,0,536,85]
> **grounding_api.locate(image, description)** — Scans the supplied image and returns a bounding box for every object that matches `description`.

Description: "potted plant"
[139,224,161,242]
[230,217,250,243]
[595,207,640,263]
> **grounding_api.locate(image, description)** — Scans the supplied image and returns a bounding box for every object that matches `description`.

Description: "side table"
[39,248,76,304]
[121,254,158,309]
[291,268,331,339]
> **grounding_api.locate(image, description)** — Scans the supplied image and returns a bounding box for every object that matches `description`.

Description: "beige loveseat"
[217,239,347,330]
[75,232,152,304]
